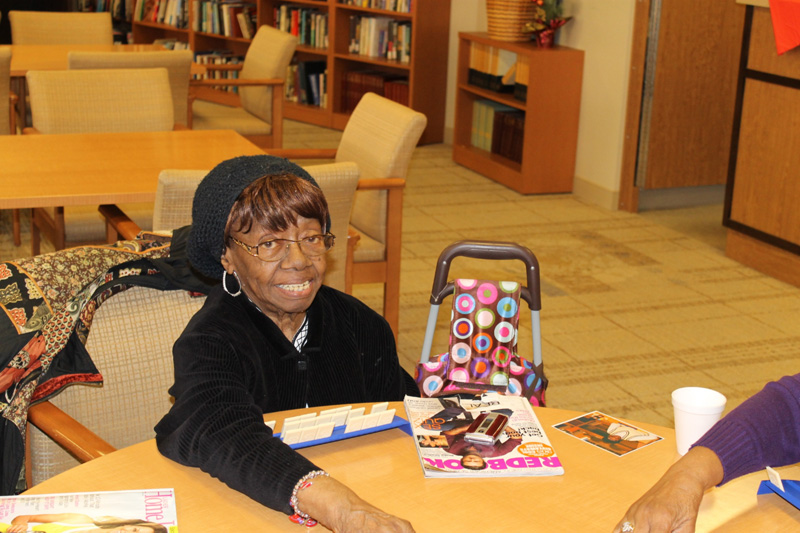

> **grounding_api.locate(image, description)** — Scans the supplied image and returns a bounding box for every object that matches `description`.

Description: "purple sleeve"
[693,374,800,485]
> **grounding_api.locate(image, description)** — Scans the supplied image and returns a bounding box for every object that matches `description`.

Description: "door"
[620,0,746,210]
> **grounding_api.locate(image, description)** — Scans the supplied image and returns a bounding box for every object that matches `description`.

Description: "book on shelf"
[153,37,190,50]
[403,394,564,478]
[471,99,518,153]
[274,5,328,49]
[348,15,411,63]
[492,109,525,164]
[340,0,412,13]
[286,60,328,107]
[0,489,178,532]
[341,70,407,112]
[468,43,516,94]
[194,50,245,92]
[514,55,530,102]
[237,6,256,38]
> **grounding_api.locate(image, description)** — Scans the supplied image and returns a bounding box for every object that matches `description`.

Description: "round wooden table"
[25,403,800,531]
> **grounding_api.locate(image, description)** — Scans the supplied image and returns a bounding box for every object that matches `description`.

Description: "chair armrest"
[190,78,285,88]
[345,228,361,294]
[99,204,142,242]
[22,127,41,134]
[9,92,17,134]
[266,148,338,160]
[27,401,116,463]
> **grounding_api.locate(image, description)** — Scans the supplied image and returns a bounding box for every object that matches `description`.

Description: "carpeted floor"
[3,120,800,429]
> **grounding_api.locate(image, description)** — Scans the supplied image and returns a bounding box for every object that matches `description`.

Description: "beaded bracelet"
[289,470,329,527]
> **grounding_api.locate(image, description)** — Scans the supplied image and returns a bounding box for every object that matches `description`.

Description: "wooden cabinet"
[131,0,450,144]
[724,5,800,287]
[452,32,584,194]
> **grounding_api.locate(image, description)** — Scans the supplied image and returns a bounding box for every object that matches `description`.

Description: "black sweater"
[155,284,409,514]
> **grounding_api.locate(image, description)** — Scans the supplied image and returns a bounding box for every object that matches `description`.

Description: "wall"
[446,0,637,210]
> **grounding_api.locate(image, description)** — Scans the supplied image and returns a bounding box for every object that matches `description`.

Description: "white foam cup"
[672,387,727,455]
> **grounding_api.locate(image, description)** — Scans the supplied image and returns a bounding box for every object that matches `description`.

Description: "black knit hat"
[188,155,330,280]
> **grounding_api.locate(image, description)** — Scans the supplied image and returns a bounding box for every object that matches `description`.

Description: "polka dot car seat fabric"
[415,279,548,406]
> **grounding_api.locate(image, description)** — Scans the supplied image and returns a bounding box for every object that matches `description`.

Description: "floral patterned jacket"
[0,229,211,494]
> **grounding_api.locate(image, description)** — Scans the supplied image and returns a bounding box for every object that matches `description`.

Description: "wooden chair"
[191,25,296,149]
[0,47,21,246]
[69,50,194,128]
[270,93,428,337]
[25,68,175,255]
[7,10,114,248]
[27,285,206,485]
[102,162,361,293]
[8,11,113,45]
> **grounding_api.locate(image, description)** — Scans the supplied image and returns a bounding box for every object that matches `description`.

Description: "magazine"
[403,394,564,478]
[0,489,178,532]
[553,411,663,457]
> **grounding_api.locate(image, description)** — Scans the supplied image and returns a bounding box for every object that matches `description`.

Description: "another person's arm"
[614,374,800,532]
[612,446,722,533]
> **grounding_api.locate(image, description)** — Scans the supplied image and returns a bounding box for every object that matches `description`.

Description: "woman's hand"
[613,446,724,533]
[296,475,414,532]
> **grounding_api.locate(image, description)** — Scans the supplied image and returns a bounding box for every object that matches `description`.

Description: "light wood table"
[24,402,800,531]
[0,129,263,210]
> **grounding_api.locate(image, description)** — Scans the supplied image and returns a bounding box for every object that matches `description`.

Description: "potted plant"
[525,0,572,48]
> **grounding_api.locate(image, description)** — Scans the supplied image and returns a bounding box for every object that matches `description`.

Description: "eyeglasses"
[229,233,335,262]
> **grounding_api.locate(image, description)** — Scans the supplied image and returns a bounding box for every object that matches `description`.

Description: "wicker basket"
[485,0,536,42]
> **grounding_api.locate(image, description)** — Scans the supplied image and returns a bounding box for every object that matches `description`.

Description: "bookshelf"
[131,0,450,144]
[453,32,584,194]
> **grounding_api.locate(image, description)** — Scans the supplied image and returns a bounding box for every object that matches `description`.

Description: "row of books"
[194,50,245,93]
[193,1,256,38]
[348,16,411,64]
[472,99,524,164]
[340,0,412,13]
[285,61,328,108]
[342,70,409,112]
[468,42,530,103]
[83,0,134,21]
[134,0,189,28]
[153,37,191,50]
[468,42,516,93]
[274,6,329,49]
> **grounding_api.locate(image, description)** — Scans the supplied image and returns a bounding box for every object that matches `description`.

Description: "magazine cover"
[0,489,178,532]
[403,394,564,478]
[553,411,663,457]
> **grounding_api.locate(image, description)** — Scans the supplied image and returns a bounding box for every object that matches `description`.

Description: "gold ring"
[621,522,635,533]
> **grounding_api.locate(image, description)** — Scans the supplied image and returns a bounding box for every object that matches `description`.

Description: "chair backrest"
[239,24,297,124]
[69,50,194,127]
[0,48,10,135]
[152,162,359,292]
[9,11,113,45]
[26,68,174,134]
[28,286,206,485]
[336,92,427,245]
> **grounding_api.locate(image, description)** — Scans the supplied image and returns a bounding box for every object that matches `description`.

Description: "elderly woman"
[155,156,416,531]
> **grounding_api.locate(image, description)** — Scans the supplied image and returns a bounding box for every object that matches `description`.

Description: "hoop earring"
[223,271,242,297]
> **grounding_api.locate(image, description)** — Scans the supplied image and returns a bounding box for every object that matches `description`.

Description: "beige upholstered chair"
[25,68,175,255]
[69,50,194,127]
[9,11,113,45]
[27,286,206,485]
[270,93,428,337]
[191,25,296,149]
[0,47,21,246]
[103,162,361,293]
